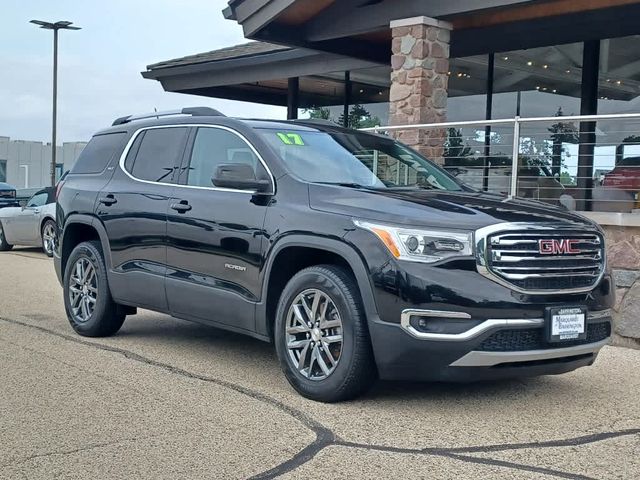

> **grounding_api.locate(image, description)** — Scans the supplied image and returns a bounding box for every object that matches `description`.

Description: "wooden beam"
[305,0,533,42]
[451,0,640,29]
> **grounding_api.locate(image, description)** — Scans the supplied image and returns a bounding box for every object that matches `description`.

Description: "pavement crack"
[427,429,640,454]
[441,452,598,480]
[0,316,333,478]
[2,437,153,469]
[2,315,637,480]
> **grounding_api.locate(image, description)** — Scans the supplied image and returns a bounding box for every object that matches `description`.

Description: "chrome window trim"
[117,124,276,195]
[475,222,606,295]
[400,309,543,341]
[450,339,609,367]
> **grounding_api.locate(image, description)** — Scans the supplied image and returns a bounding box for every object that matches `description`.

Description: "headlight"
[354,219,473,263]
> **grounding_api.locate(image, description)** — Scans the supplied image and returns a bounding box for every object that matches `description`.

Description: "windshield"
[259,128,462,191]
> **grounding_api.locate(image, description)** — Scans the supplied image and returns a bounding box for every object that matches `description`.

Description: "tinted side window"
[129,128,188,183]
[71,133,126,174]
[186,127,258,187]
[27,192,48,207]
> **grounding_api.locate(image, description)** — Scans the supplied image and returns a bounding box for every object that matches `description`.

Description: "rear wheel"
[63,240,125,337]
[274,265,376,402]
[0,221,13,251]
[41,219,56,257]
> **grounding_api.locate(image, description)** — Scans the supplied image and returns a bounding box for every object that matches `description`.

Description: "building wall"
[0,136,86,189]
[603,225,640,347]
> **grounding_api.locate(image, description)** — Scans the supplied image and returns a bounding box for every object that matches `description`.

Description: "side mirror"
[212,163,271,194]
[19,200,27,208]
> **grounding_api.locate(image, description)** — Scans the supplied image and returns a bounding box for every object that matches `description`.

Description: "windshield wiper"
[314,181,371,189]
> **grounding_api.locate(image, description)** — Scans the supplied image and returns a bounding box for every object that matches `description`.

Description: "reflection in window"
[187,128,258,188]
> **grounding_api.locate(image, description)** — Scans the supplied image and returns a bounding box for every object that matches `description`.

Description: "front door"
[10,190,49,244]
[166,126,271,332]
[97,126,189,312]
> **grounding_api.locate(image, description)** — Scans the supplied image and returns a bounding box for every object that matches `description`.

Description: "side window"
[71,133,126,174]
[128,127,188,183]
[186,127,258,188]
[27,192,48,208]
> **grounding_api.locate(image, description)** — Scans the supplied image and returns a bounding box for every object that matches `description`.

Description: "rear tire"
[41,219,56,257]
[0,221,13,251]
[274,265,376,402]
[63,240,125,337]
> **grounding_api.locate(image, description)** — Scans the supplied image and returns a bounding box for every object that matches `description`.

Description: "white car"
[0,187,57,256]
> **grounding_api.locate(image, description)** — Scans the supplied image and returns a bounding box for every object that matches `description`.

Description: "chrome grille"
[482,228,605,293]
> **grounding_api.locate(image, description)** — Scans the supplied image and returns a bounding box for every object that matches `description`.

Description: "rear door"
[165,125,272,331]
[97,126,189,312]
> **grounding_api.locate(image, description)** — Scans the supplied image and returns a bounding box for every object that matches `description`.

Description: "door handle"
[170,200,192,213]
[98,194,117,206]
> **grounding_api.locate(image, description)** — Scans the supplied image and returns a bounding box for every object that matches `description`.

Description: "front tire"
[274,265,376,402]
[0,221,13,251]
[41,219,56,257]
[63,240,125,337]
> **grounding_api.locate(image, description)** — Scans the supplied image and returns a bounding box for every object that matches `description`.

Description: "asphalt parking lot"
[1,248,639,479]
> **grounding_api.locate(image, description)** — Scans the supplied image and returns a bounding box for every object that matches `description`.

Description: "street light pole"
[52,27,58,188]
[30,20,81,187]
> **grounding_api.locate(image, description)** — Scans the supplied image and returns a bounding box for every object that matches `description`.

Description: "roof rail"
[112,106,225,126]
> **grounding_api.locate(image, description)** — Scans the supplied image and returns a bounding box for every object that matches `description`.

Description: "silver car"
[0,187,57,256]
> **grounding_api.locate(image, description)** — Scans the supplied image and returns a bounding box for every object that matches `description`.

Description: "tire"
[274,265,376,402]
[63,240,125,337]
[0,221,13,251]
[41,219,56,257]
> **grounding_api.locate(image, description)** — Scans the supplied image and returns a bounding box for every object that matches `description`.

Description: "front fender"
[255,234,380,337]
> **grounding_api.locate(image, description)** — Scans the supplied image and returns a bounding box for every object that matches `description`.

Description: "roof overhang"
[142,43,388,107]
[223,0,640,62]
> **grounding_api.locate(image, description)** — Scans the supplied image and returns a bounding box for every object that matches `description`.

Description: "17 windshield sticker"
[276,132,305,146]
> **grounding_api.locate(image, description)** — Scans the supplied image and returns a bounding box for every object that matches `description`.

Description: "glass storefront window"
[593,35,640,212]
[447,55,488,122]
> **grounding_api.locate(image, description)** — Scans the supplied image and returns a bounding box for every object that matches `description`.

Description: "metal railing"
[362,113,640,213]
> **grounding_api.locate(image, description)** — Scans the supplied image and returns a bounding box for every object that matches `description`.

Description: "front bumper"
[368,310,611,382]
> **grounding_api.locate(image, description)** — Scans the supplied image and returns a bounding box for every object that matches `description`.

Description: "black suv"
[55,107,613,402]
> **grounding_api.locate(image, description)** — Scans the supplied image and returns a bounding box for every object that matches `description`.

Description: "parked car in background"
[602,156,640,195]
[0,182,19,209]
[0,187,57,256]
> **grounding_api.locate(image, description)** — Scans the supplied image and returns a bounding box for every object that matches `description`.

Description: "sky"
[0,0,286,143]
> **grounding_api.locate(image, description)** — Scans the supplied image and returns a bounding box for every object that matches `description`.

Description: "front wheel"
[63,240,125,337]
[41,219,56,257]
[274,265,376,402]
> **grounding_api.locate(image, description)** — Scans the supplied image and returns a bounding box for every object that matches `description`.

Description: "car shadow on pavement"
[112,314,563,401]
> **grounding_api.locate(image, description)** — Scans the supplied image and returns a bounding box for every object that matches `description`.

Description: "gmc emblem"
[539,239,581,255]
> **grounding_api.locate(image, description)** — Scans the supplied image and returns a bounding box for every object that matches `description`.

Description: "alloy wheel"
[68,257,98,323]
[42,223,56,255]
[285,288,343,380]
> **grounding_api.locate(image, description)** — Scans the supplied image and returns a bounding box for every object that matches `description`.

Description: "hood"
[309,185,594,231]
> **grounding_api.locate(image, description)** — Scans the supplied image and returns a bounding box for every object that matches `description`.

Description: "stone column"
[389,16,452,163]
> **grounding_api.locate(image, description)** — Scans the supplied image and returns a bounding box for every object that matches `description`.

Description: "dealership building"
[0,136,86,190]
[143,0,640,345]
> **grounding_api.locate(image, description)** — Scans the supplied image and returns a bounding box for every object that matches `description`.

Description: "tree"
[443,128,474,167]
[302,106,331,120]
[338,104,381,129]
[548,107,579,176]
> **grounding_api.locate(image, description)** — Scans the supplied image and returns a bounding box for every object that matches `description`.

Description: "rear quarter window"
[71,132,126,174]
